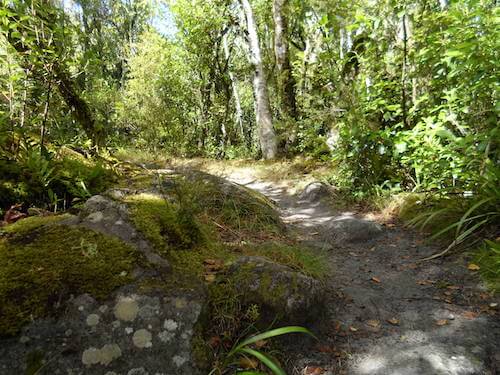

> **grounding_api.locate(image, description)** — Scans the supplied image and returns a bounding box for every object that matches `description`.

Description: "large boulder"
[0,289,206,375]
[323,216,383,245]
[224,256,325,324]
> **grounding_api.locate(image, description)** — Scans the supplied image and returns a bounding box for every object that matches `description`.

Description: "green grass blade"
[232,326,315,354]
[454,218,490,245]
[455,197,494,236]
[407,211,434,227]
[420,208,449,230]
[238,348,286,375]
[429,213,495,241]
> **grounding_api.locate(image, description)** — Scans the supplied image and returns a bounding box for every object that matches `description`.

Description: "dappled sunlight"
[355,340,482,375]
[349,305,490,375]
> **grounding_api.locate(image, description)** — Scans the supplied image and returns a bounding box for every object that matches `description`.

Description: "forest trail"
[207,166,500,375]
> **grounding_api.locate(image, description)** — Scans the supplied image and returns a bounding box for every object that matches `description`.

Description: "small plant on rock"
[212,326,315,375]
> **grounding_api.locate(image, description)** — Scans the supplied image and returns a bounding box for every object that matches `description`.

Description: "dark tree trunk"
[272,0,296,119]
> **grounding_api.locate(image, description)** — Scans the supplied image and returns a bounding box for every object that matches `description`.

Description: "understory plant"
[211,326,315,375]
[406,165,500,260]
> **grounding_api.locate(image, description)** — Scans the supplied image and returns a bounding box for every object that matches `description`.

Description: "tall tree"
[2,1,104,147]
[272,0,296,119]
[239,0,277,159]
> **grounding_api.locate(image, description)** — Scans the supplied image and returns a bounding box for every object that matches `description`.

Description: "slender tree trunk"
[401,13,408,128]
[240,0,278,159]
[272,0,296,119]
[222,32,244,140]
[40,79,52,154]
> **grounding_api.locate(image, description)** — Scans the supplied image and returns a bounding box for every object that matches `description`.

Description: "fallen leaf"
[254,339,267,349]
[208,336,221,348]
[349,326,358,332]
[204,274,216,283]
[436,319,449,326]
[462,311,479,320]
[467,263,480,271]
[3,204,27,224]
[366,319,380,328]
[387,318,400,325]
[446,285,460,290]
[371,277,381,283]
[303,366,326,375]
[333,321,342,332]
[316,345,335,353]
[417,280,434,285]
[239,356,259,369]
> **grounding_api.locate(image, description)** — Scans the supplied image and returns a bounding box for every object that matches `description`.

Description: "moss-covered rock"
[78,194,171,272]
[210,256,325,330]
[0,224,138,336]
[125,193,204,253]
[164,171,285,239]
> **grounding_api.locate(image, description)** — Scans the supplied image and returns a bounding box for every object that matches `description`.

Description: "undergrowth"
[0,141,116,215]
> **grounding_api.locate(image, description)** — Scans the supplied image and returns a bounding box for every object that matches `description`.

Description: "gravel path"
[222,170,500,375]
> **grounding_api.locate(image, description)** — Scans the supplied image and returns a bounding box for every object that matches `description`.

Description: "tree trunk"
[223,32,245,140]
[40,79,52,154]
[401,13,408,128]
[272,0,296,119]
[240,0,277,159]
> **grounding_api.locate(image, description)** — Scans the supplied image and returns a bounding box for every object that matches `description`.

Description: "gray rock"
[323,217,383,245]
[78,195,171,273]
[0,291,206,375]
[299,182,334,203]
[227,256,325,323]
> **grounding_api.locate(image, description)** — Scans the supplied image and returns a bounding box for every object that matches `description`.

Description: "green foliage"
[474,240,500,293]
[0,141,115,212]
[216,326,315,375]
[0,224,138,336]
[406,165,499,254]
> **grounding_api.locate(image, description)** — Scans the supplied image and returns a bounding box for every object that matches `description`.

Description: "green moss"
[241,242,328,279]
[25,350,44,375]
[1,214,71,236]
[0,225,138,336]
[172,175,285,238]
[191,332,211,370]
[125,193,204,254]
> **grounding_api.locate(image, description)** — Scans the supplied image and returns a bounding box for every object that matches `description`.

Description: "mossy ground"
[0,221,138,336]
[0,214,71,235]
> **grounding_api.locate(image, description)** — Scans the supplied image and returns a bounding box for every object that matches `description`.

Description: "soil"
[221,168,500,375]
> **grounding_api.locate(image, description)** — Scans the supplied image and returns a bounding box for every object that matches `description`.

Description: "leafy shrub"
[0,142,115,213]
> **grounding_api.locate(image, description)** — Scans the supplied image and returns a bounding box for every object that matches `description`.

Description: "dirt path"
[220,169,500,375]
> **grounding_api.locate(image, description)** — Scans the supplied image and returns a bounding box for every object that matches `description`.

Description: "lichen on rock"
[0,224,138,336]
